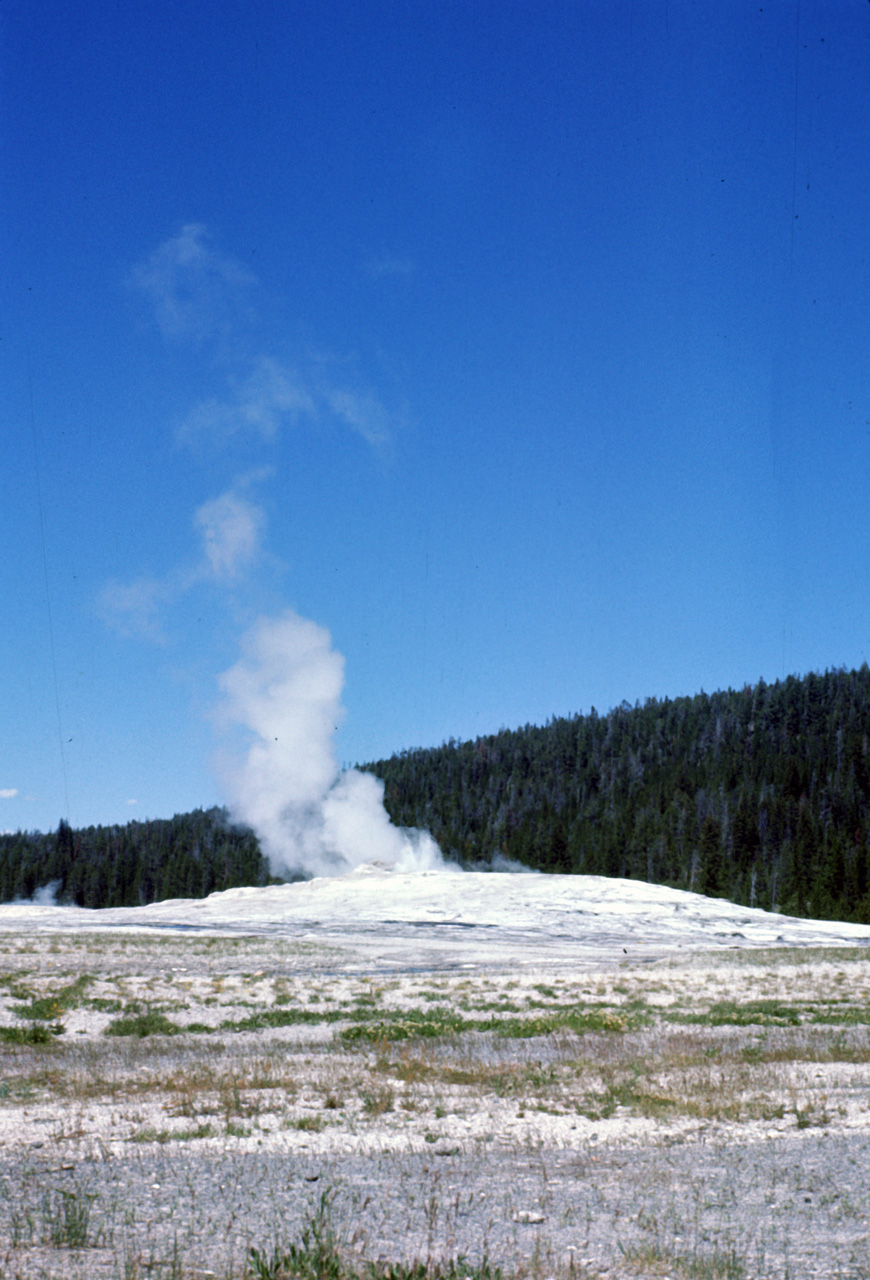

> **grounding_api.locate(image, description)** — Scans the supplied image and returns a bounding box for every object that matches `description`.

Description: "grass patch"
[131,1122,215,1142]
[221,1007,351,1032]
[670,999,803,1027]
[39,1185,100,1249]
[486,1005,642,1036]
[341,1008,467,1043]
[340,1001,645,1044]
[0,1023,61,1045]
[292,1115,326,1132]
[618,1238,745,1278]
[104,1010,182,1037]
[248,1191,502,1280]
[361,1084,394,1115]
[6,974,94,1038]
[811,1006,870,1025]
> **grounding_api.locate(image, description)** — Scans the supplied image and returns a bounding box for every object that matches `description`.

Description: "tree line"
[3,666,870,921]
[0,808,273,909]
[363,666,870,923]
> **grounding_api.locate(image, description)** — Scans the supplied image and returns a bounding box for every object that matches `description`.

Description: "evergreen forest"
[0,808,273,910]
[364,666,870,924]
[3,666,870,922]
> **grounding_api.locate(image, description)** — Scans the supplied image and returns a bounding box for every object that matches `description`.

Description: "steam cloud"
[127,225,441,879]
[215,611,443,879]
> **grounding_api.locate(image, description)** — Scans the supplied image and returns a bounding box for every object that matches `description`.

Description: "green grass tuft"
[104,1009,182,1037]
[0,1022,60,1045]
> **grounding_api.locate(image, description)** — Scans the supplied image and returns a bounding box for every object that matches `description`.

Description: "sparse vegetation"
[105,1009,183,1037]
[0,1021,59,1044]
[248,1194,503,1280]
[0,931,868,1276]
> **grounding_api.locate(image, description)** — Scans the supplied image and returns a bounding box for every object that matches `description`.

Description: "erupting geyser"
[215,610,443,879]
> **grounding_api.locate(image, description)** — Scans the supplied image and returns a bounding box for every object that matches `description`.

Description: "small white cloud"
[0,788,18,799]
[324,387,391,448]
[131,223,256,341]
[179,356,316,445]
[195,490,265,580]
[180,354,394,451]
[98,482,270,643]
[127,799,138,806]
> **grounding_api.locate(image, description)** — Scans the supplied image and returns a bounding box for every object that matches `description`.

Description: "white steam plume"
[215,610,443,879]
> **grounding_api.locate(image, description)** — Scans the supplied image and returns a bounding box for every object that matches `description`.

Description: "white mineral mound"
[1,868,867,970]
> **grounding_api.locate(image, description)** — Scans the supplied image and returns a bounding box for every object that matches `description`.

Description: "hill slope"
[364,666,870,923]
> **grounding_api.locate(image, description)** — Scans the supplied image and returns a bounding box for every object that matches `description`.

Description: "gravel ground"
[5,1128,870,1278]
[2,921,870,1278]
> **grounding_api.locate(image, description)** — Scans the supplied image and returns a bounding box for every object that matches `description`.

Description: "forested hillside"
[364,666,870,923]
[4,667,870,921]
[0,808,272,909]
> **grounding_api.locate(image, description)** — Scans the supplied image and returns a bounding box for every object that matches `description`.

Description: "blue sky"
[4,1,870,835]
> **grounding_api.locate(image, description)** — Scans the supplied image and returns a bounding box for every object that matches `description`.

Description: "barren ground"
[1,914,870,1279]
